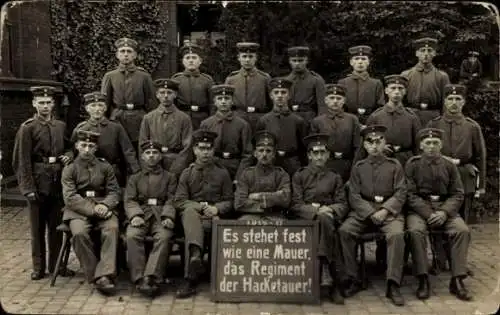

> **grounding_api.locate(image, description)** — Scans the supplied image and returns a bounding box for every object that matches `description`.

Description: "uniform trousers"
[407,213,470,278]
[339,216,405,285]
[69,215,119,283]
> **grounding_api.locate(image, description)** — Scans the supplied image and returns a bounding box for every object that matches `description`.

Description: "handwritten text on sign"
[211,220,319,303]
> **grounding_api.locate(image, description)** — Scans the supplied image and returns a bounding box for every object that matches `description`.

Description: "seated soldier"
[174,130,233,298]
[339,125,407,306]
[405,128,472,301]
[291,133,349,304]
[124,140,178,297]
[61,131,121,295]
[235,130,291,222]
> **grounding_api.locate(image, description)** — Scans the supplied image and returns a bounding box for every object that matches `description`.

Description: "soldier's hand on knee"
[427,213,440,227]
[318,206,334,219]
[434,211,447,226]
[131,216,145,227]
[161,218,174,229]
[203,206,219,218]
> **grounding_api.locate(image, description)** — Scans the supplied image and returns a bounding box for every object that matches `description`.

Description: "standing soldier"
[401,36,450,126]
[71,92,140,188]
[310,84,361,182]
[12,86,75,280]
[286,46,326,123]
[199,84,253,181]
[338,45,385,127]
[235,131,291,222]
[61,131,121,295]
[139,79,193,177]
[339,125,407,306]
[405,128,472,301]
[291,134,349,304]
[426,84,486,222]
[225,42,271,135]
[172,41,214,130]
[256,77,308,176]
[174,130,233,298]
[101,37,156,149]
[124,141,177,297]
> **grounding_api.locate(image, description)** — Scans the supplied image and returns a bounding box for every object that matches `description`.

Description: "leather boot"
[386,280,405,306]
[416,275,430,300]
[449,277,473,301]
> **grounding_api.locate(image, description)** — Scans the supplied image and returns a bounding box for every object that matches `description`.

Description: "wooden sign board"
[210,219,320,304]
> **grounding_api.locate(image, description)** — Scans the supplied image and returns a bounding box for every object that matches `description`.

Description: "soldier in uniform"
[199,84,253,181]
[405,128,472,301]
[12,86,75,280]
[101,37,156,149]
[172,41,214,130]
[401,36,450,126]
[285,46,326,123]
[256,77,308,176]
[310,84,361,182]
[460,51,483,89]
[339,125,407,306]
[291,133,348,304]
[174,130,233,298]
[235,130,291,222]
[61,131,121,295]
[71,92,140,188]
[225,42,272,135]
[139,79,193,178]
[338,45,385,127]
[426,84,486,222]
[124,140,177,297]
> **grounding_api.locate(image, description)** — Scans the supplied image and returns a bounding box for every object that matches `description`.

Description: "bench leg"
[359,243,368,290]
[50,232,70,287]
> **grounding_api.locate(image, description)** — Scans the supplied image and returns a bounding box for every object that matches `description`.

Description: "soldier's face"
[468,56,478,63]
[182,53,202,70]
[270,88,290,107]
[350,56,370,72]
[444,94,465,114]
[156,88,176,104]
[116,47,137,64]
[141,148,162,167]
[289,57,308,71]
[214,95,233,112]
[237,53,257,69]
[385,83,406,102]
[325,94,345,111]
[308,146,330,167]
[76,141,97,159]
[363,136,386,156]
[193,142,214,164]
[254,145,275,165]
[415,47,436,64]
[85,102,107,120]
[420,137,442,156]
[32,96,54,116]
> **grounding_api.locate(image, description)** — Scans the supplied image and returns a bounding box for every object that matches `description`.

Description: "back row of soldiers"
[13,36,486,305]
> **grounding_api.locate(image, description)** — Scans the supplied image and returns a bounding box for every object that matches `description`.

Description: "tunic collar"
[143,164,163,175]
[443,113,465,124]
[194,160,214,171]
[349,71,370,81]
[327,108,344,119]
[76,155,97,166]
[290,69,309,79]
[184,69,200,77]
[384,101,405,114]
[240,67,257,77]
[35,114,54,125]
[88,117,109,126]
[158,104,176,115]
[272,106,290,116]
[367,154,386,165]
[422,154,442,165]
[216,111,234,122]
[415,62,435,73]
[118,63,137,73]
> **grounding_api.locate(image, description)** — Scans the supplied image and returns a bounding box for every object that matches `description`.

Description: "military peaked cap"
[413,37,438,50]
[325,84,346,96]
[444,84,467,97]
[192,130,218,146]
[361,125,387,139]
[418,128,444,142]
[211,84,235,96]
[384,74,408,88]
[76,130,100,143]
[236,42,260,53]
[269,77,293,91]
[348,45,373,57]
[180,42,204,57]
[115,37,138,50]
[254,130,277,147]
[468,51,480,57]
[304,133,330,151]
[287,46,310,57]
[154,78,180,91]
[31,86,55,97]
[140,140,163,152]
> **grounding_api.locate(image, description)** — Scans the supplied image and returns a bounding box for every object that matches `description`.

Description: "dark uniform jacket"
[348,156,407,221]
[61,156,121,221]
[338,72,385,116]
[405,155,465,219]
[286,69,326,115]
[125,165,177,223]
[291,165,348,220]
[12,115,73,196]
[172,70,214,113]
[460,59,482,80]
[225,68,271,113]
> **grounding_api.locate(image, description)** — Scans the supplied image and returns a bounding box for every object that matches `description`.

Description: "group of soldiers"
[12,35,487,307]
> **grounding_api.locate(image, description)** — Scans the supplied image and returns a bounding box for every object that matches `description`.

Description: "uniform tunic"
[199,111,253,180]
[225,67,271,134]
[172,70,214,130]
[12,115,72,273]
[401,63,450,125]
[139,104,193,176]
[235,164,291,222]
[101,64,156,144]
[405,155,469,278]
[291,165,348,269]
[310,110,361,181]
[61,156,121,282]
[460,60,483,81]
[339,155,407,285]
[256,109,308,176]
[71,118,140,187]
[125,165,177,283]
[286,69,326,122]
[338,72,385,124]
